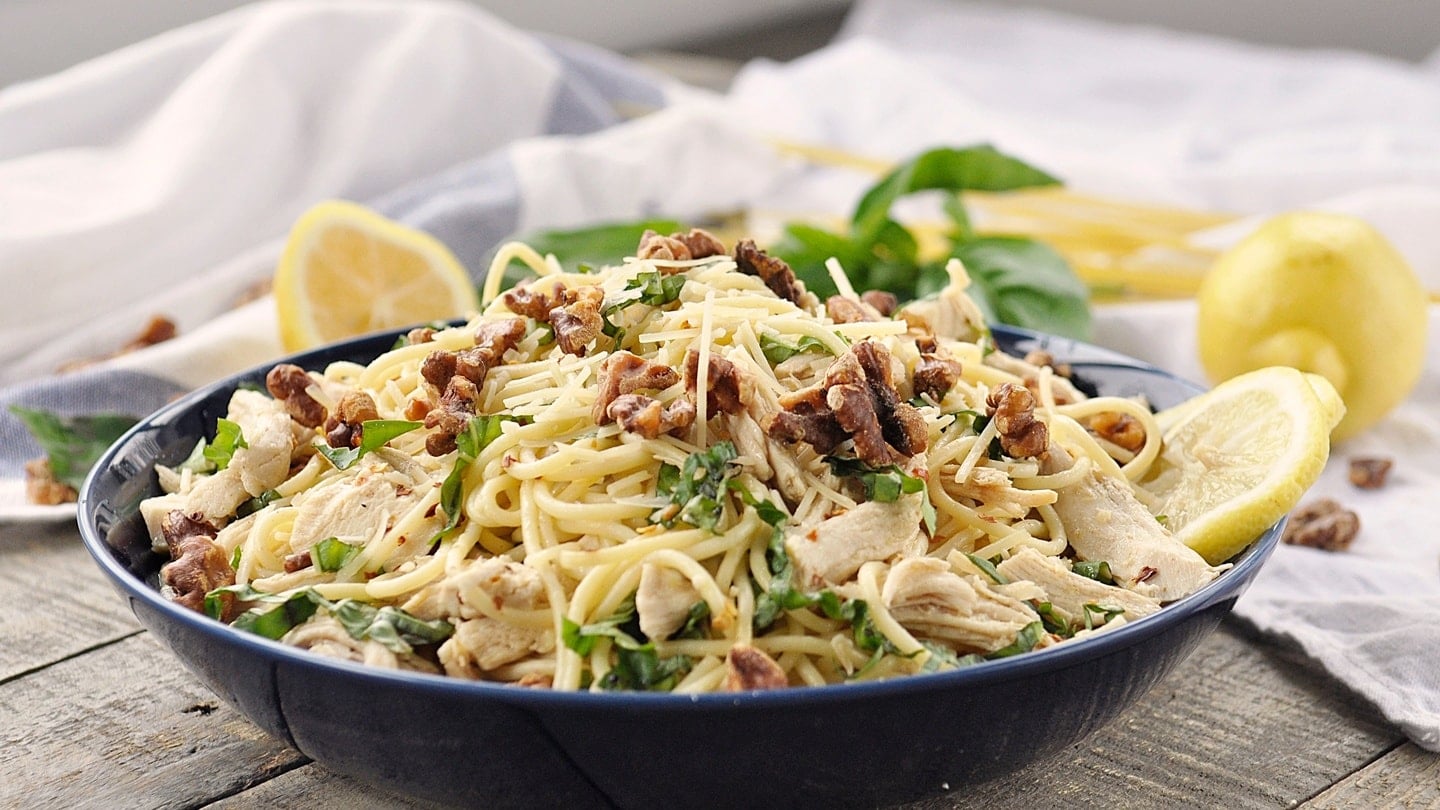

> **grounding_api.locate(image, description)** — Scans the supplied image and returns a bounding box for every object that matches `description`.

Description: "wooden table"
[4,38,1438,810]
[3,517,1437,809]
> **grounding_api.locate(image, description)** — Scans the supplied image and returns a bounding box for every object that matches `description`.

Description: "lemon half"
[274,200,476,352]
[1141,366,1340,565]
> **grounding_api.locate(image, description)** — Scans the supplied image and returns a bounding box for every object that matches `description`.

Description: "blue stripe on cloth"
[0,369,187,477]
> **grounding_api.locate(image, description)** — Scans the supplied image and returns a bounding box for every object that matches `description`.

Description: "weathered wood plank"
[904,623,1403,809]
[205,764,446,810]
[0,633,306,810]
[1303,743,1440,809]
[0,521,141,682]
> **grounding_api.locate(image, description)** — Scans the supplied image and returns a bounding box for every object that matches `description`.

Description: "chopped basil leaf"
[626,270,687,307]
[653,442,737,531]
[1082,603,1126,631]
[176,438,214,474]
[599,647,693,692]
[317,419,422,470]
[758,333,832,365]
[328,599,454,655]
[1072,560,1115,585]
[236,489,281,518]
[436,414,516,539]
[965,553,1009,585]
[675,601,711,640]
[203,419,248,471]
[1033,601,1073,638]
[1155,514,1169,526]
[561,596,647,655]
[8,405,139,489]
[313,537,360,572]
[229,588,327,640]
[229,545,243,570]
[987,620,1046,659]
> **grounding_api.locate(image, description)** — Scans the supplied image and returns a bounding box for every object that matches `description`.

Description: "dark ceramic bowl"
[78,325,1282,810]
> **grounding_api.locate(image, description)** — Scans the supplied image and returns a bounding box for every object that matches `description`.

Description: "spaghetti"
[142,231,1223,692]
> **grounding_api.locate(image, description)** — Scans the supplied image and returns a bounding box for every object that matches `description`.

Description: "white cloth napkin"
[2,0,1436,751]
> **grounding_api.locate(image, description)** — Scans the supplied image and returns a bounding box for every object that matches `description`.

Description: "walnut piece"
[607,394,696,439]
[724,644,788,691]
[23,457,77,505]
[987,382,1048,459]
[324,391,380,449]
[1087,411,1145,453]
[593,351,681,425]
[159,510,235,617]
[734,240,815,308]
[912,337,962,402]
[1348,457,1393,490]
[266,363,326,428]
[825,295,884,324]
[769,340,926,467]
[1282,498,1360,552]
[684,349,745,416]
[551,286,605,356]
[637,228,726,264]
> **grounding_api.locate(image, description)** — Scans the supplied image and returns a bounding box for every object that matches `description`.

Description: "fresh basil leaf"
[1072,560,1115,585]
[317,419,423,471]
[203,419,248,472]
[652,442,737,531]
[8,405,139,489]
[236,489,281,518]
[822,456,926,505]
[313,537,360,572]
[599,647,693,692]
[229,545,243,570]
[758,333,832,366]
[1033,601,1073,638]
[176,438,214,475]
[675,601,711,640]
[562,597,647,654]
[987,620,1046,659]
[328,599,454,654]
[229,588,327,640]
[851,145,1060,246]
[1082,603,1126,631]
[952,236,1090,340]
[965,553,1009,585]
[516,219,685,274]
[436,414,517,537]
[626,271,687,307]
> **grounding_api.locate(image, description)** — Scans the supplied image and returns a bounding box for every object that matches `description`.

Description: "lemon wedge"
[1197,212,1426,442]
[274,200,476,352]
[1140,366,1339,565]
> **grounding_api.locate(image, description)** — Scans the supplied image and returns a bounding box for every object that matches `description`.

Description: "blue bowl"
[77,325,1281,809]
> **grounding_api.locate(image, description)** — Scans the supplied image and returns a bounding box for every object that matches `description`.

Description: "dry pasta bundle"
[140,230,1222,692]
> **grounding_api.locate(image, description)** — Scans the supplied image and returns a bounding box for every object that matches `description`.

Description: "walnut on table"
[1282,498,1360,552]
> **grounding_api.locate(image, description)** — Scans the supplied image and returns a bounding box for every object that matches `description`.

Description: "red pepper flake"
[1136,566,1158,583]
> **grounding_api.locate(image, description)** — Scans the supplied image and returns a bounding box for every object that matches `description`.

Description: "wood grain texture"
[0,633,305,810]
[1304,743,1440,809]
[0,521,140,682]
[206,764,447,810]
[903,624,1403,809]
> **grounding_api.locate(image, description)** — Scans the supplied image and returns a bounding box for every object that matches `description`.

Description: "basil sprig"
[7,405,138,490]
[770,144,1090,339]
[203,418,248,471]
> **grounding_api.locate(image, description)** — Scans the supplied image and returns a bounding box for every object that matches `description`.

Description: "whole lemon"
[1198,211,1427,442]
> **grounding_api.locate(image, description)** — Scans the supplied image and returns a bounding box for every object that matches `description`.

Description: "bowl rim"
[76,324,1282,712]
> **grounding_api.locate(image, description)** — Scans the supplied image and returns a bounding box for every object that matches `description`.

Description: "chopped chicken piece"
[896,262,988,343]
[1042,444,1221,601]
[404,557,547,621]
[182,390,295,523]
[287,467,423,553]
[882,557,1041,655]
[995,548,1160,624]
[635,563,702,641]
[786,494,927,588]
[440,617,554,677]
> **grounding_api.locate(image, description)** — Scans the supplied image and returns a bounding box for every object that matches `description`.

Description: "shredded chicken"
[995,548,1160,624]
[786,494,927,588]
[440,618,554,677]
[1042,443,1221,601]
[882,557,1042,655]
[404,557,548,621]
[636,563,701,641]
